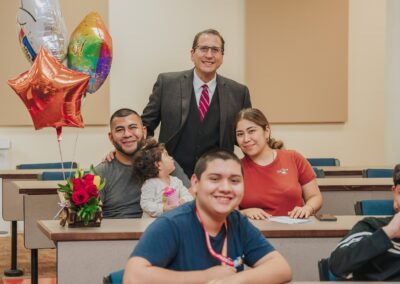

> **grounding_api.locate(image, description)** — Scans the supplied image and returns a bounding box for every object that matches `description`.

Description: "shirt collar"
[193,70,217,93]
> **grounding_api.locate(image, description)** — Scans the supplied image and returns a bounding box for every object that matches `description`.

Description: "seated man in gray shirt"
[95,108,190,218]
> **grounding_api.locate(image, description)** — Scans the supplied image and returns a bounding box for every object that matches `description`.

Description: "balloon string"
[56,131,66,181]
[70,94,87,174]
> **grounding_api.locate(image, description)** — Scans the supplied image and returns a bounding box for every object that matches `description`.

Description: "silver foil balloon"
[16,0,68,63]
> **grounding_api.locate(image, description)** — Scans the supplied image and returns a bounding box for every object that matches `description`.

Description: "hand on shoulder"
[102,150,116,163]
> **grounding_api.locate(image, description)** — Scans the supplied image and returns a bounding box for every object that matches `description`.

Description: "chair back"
[354,199,395,215]
[40,171,75,181]
[318,257,338,281]
[307,158,340,167]
[103,269,124,284]
[313,167,325,178]
[16,162,77,169]
[363,168,393,178]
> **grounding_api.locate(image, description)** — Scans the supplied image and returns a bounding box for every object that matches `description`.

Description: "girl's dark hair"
[132,138,165,183]
[234,108,284,150]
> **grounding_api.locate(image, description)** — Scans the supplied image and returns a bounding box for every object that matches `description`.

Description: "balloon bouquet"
[7,0,112,170]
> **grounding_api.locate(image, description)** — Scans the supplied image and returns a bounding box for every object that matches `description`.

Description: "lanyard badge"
[195,207,243,268]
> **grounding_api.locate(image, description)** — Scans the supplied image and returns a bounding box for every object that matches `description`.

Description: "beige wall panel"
[246,0,348,123]
[0,0,109,126]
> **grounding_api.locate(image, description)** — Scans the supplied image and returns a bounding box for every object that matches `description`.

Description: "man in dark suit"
[142,29,251,177]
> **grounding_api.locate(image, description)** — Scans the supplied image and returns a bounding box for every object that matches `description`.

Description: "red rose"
[85,183,99,197]
[83,174,95,184]
[71,189,90,205]
[72,178,84,191]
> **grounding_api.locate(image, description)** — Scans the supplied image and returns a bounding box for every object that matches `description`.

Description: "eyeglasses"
[195,45,223,55]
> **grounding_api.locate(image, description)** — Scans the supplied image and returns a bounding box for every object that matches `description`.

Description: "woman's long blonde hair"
[235,108,284,150]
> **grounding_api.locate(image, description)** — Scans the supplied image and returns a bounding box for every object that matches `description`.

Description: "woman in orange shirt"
[235,108,322,219]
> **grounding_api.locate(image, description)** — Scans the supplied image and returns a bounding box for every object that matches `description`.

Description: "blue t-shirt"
[131,201,274,271]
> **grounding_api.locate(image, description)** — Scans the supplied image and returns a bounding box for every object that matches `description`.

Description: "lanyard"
[195,207,242,268]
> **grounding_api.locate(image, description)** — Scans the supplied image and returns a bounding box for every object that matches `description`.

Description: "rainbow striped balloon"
[68,12,112,94]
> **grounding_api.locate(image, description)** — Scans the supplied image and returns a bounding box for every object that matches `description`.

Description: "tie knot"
[202,84,208,91]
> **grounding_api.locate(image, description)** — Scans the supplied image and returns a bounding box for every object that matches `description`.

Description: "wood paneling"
[246,0,348,123]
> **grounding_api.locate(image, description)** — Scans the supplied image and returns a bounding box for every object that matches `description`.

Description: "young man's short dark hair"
[193,149,243,179]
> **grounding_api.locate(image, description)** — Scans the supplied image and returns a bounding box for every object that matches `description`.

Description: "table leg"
[31,248,38,284]
[4,221,23,277]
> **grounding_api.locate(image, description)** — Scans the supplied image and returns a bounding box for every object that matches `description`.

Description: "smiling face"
[191,33,224,82]
[235,118,270,158]
[108,113,147,159]
[192,158,243,220]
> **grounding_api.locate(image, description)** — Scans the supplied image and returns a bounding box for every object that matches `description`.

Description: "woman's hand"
[288,205,313,219]
[241,208,271,220]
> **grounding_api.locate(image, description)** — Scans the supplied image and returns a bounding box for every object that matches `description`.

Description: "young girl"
[132,139,193,218]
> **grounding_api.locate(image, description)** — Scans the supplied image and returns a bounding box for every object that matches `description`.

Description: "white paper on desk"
[269,216,312,224]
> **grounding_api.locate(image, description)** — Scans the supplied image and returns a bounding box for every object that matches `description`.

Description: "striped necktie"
[198,84,210,122]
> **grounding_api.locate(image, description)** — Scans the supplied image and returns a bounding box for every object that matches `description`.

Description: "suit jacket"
[141,69,251,152]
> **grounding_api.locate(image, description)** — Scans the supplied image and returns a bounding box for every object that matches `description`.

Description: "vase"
[60,208,103,228]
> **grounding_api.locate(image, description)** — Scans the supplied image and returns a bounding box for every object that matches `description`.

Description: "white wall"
[0,0,396,168]
[109,0,246,113]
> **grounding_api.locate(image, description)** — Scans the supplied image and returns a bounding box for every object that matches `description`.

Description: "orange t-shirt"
[240,150,316,216]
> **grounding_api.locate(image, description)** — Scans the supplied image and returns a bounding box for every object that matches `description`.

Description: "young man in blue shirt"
[123,149,292,283]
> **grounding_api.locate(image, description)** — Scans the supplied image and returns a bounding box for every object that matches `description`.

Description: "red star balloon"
[8,47,90,133]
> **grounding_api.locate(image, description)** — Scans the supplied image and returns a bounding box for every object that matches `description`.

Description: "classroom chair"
[313,167,325,178]
[318,257,339,281]
[40,171,75,180]
[307,158,340,167]
[16,161,77,169]
[354,199,395,215]
[103,269,124,284]
[362,168,393,178]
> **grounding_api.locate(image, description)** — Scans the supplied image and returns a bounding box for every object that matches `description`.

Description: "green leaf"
[88,197,98,206]
[89,164,96,175]
[98,178,106,191]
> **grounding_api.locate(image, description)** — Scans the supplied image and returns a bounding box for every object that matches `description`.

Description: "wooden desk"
[317,178,392,215]
[0,169,43,277]
[38,216,366,283]
[291,282,387,284]
[318,166,392,177]
[1,169,69,221]
[12,181,61,248]
[12,180,61,284]
[319,166,365,177]
[0,170,73,278]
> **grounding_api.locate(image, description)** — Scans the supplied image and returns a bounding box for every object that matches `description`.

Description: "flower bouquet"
[58,166,105,227]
